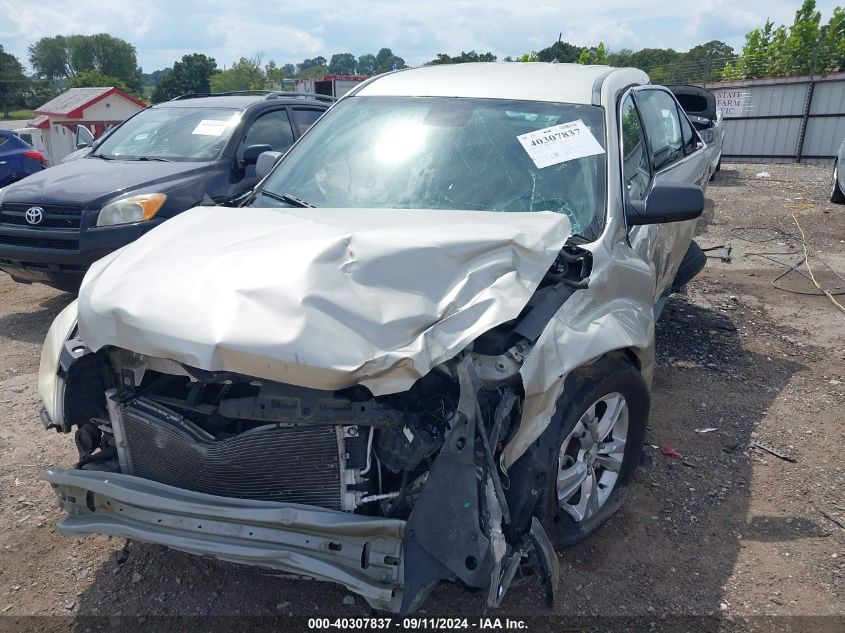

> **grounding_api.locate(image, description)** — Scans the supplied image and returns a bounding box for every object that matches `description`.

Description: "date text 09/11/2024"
[307,617,529,630]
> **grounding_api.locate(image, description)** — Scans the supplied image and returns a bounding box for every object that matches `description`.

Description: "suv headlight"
[38,301,79,429]
[96,193,166,227]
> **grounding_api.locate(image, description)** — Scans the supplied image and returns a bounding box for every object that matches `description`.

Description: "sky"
[0,0,842,73]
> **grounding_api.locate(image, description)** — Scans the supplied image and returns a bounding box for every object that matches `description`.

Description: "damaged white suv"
[39,63,707,612]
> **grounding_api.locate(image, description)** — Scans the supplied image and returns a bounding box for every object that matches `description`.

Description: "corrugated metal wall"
[702,72,845,164]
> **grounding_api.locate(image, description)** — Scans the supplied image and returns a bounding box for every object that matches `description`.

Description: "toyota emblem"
[25,207,44,225]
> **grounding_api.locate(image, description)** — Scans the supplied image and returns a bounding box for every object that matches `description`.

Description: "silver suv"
[39,63,707,612]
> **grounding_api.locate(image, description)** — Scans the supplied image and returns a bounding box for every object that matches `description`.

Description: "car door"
[232,107,296,197]
[0,135,11,186]
[624,88,706,308]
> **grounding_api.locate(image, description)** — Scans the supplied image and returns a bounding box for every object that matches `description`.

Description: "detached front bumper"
[43,469,405,611]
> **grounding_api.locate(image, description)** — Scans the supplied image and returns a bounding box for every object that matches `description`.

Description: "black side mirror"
[243,144,273,166]
[626,183,704,226]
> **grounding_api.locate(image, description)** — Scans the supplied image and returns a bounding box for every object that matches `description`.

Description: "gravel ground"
[0,163,844,632]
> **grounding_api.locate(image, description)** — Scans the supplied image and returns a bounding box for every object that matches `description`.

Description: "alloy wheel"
[556,392,629,522]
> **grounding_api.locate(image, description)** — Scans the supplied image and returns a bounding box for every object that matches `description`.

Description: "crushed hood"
[78,206,571,395]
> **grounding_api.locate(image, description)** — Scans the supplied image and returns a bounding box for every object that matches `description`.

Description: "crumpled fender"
[502,239,656,469]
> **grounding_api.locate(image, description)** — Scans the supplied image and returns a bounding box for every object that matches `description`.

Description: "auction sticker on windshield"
[192,119,229,136]
[517,119,604,169]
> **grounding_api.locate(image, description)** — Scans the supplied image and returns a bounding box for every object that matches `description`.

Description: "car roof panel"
[356,63,649,105]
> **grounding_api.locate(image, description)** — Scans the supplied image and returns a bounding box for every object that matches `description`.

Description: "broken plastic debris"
[755,171,771,178]
[659,442,682,459]
[694,427,718,434]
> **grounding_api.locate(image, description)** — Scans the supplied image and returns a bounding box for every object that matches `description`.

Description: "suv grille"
[0,203,82,229]
[0,234,78,250]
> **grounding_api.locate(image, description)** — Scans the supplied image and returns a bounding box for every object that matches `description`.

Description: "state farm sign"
[713,89,752,117]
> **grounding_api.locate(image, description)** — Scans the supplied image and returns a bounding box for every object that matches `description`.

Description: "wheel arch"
[502,294,655,471]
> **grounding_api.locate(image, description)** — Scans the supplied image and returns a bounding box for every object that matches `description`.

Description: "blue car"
[0,129,46,187]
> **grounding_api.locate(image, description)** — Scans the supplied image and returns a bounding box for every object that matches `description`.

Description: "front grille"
[117,400,343,509]
[0,203,82,229]
[0,234,78,250]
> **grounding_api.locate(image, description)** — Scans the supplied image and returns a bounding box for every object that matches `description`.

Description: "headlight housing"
[96,193,166,227]
[38,300,79,430]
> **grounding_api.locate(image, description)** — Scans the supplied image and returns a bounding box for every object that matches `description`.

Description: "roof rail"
[170,90,275,101]
[264,91,337,103]
[170,90,337,102]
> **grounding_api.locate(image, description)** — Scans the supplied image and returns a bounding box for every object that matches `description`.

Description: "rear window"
[675,94,709,115]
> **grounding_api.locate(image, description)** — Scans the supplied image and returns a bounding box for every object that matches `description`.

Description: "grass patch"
[3,109,36,121]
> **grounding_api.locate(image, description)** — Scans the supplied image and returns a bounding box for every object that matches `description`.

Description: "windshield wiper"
[137,156,173,162]
[92,154,116,160]
[258,190,315,208]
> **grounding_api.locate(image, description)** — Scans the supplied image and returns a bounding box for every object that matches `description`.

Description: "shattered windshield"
[256,96,607,239]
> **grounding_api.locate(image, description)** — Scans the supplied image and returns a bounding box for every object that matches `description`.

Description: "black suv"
[0,92,331,292]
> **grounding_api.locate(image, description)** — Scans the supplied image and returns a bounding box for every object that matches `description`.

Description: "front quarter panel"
[502,233,657,469]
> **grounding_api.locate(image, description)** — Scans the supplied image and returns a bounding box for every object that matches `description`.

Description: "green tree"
[518,52,539,62]
[28,34,143,93]
[375,48,406,73]
[264,61,284,89]
[681,40,736,81]
[823,7,845,70]
[66,70,129,92]
[210,57,266,92]
[21,79,59,111]
[723,21,773,78]
[357,54,377,75]
[536,40,581,63]
[329,53,357,74]
[577,42,608,65]
[299,64,329,78]
[595,42,608,64]
[785,0,823,74]
[281,63,297,78]
[298,56,327,76]
[142,68,168,88]
[425,51,497,65]
[28,36,72,80]
[0,45,28,119]
[723,0,842,79]
[151,54,218,103]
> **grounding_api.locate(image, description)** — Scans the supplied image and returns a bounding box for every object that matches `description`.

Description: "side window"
[291,108,323,136]
[677,106,699,155]
[0,136,8,148]
[620,95,651,202]
[636,90,684,171]
[242,109,294,152]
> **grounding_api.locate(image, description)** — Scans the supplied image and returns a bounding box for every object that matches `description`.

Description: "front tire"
[534,354,650,550]
[832,165,845,204]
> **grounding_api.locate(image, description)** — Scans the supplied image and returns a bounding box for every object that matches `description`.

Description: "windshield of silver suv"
[255,96,607,239]
[92,106,243,162]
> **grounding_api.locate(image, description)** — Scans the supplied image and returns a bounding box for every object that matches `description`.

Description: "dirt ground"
[0,163,844,632]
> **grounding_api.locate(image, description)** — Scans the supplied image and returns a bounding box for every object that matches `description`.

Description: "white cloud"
[2,0,843,72]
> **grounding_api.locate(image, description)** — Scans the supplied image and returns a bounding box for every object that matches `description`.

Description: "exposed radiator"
[111,397,347,510]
